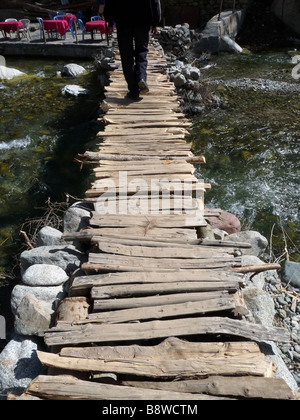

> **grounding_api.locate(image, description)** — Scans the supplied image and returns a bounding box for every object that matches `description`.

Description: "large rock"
[173,72,186,87]
[36,226,64,247]
[61,63,86,78]
[0,65,25,80]
[243,288,276,327]
[63,201,92,233]
[226,230,268,257]
[20,245,87,275]
[62,85,90,96]
[241,255,277,327]
[206,210,241,234]
[0,334,45,397]
[22,264,69,287]
[281,261,300,288]
[14,294,53,337]
[10,284,65,315]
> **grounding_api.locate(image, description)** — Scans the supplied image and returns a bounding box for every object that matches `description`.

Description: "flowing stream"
[190,49,300,260]
[0,57,103,291]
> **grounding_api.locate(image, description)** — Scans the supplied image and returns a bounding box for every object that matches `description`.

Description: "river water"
[190,49,300,261]
[0,57,103,286]
[0,50,299,288]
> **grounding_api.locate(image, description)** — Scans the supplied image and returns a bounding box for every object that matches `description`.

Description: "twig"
[20,231,34,250]
[279,217,290,261]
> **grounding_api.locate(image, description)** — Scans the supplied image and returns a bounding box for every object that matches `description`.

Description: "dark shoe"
[138,79,149,93]
[125,91,141,101]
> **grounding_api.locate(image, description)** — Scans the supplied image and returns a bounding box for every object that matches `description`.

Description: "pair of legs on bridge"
[116,24,151,100]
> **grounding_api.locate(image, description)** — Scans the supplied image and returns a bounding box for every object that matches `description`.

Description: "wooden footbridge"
[22,42,298,400]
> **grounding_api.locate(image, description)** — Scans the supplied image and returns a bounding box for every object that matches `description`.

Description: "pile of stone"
[265,261,300,385]
[204,214,300,391]
[0,201,92,397]
[155,24,195,58]
[153,25,219,113]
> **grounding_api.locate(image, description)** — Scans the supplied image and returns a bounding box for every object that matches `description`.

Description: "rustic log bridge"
[19,42,299,401]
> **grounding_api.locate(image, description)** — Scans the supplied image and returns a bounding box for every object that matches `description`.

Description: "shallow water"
[0,57,103,280]
[190,49,300,261]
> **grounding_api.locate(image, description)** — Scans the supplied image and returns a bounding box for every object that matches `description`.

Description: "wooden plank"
[122,376,297,400]
[44,316,291,346]
[101,138,191,146]
[71,270,244,288]
[92,196,203,214]
[94,237,241,253]
[94,165,196,177]
[63,226,198,243]
[95,242,235,259]
[98,142,192,150]
[91,173,200,187]
[26,375,229,400]
[36,351,274,379]
[103,114,187,124]
[83,254,240,273]
[70,270,244,296]
[91,282,242,299]
[92,290,240,312]
[94,160,195,170]
[80,150,206,164]
[60,338,263,360]
[86,185,207,198]
[103,120,191,128]
[89,213,207,229]
[90,294,246,323]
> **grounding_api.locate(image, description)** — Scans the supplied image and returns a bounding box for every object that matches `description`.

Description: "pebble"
[265,278,300,387]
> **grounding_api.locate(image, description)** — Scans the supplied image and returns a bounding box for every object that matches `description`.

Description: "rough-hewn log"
[44,316,291,347]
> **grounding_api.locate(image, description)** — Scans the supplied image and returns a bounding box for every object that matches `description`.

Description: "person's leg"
[133,25,151,86]
[117,25,139,97]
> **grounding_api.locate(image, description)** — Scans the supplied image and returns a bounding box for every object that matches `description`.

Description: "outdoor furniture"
[54,14,76,38]
[43,19,69,39]
[19,19,31,40]
[36,17,44,39]
[0,20,23,39]
[85,20,107,40]
[91,16,103,21]
[77,18,87,41]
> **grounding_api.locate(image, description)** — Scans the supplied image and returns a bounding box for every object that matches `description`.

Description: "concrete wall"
[161,0,250,28]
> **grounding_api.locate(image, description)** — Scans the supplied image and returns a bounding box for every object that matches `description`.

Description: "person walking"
[104,0,161,100]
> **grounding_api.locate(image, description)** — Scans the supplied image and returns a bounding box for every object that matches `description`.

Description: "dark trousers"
[116,24,151,94]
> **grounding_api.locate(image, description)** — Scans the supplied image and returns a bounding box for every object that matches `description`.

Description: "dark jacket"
[104,0,161,27]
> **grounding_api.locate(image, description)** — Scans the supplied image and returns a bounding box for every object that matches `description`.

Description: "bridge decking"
[22,43,298,400]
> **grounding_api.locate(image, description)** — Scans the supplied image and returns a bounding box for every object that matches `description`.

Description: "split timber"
[21,42,299,401]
